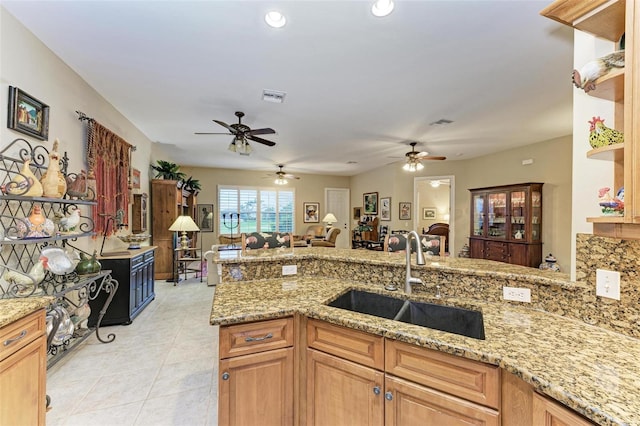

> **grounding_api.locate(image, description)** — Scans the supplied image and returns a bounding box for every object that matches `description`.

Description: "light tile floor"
[46,276,219,426]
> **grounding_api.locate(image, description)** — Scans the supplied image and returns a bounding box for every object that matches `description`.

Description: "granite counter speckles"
[210,277,639,426]
[0,297,53,328]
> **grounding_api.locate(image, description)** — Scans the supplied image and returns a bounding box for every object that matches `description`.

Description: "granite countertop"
[212,247,579,289]
[211,276,638,426]
[0,296,54,328]
[98,245,156,260]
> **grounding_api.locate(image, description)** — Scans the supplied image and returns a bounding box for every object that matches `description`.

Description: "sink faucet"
[405,230,426,294]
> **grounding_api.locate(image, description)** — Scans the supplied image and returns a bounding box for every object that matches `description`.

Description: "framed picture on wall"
[7,86,49,141]
[197,204,214,232]
[399,202,411,220]
[304,202,320,223]
[131,168,141,189]
[363,192,378,215]
[380,197,391,221]
[423,207,436,220]
[353,207,362,220]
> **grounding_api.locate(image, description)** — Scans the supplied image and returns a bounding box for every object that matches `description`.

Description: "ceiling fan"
[403,142,446,171]
[195,111,276,155]
[272,164,300,185]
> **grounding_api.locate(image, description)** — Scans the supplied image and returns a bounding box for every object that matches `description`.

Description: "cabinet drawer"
[307,319,384,370]
[220,317,293,358]
[385,340,500,409]
[0,309,45,362]
[485,241,508,262]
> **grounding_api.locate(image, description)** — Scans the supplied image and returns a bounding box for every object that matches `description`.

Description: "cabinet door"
[471,193,486,237]
[469,238,485,259]
[0,335,47,426]
[306,348,384,426]
[385,375,499,426]
[532,392,594,426]
[510,189,527,240]
[219,347,293,426]
[487,191,507,239]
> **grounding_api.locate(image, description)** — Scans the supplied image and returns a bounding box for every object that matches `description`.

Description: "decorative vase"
[75,250,102,275]
[539,253,560,272]
[40,139,67,198]
[16,205,55,238]
[6,157,43,197]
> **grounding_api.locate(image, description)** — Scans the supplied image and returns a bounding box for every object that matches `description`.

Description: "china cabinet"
[0,138,118,368]
[469,183,543,267]
[541,0,640,239]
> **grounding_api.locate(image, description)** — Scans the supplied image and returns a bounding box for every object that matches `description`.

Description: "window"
[218,186,295,234]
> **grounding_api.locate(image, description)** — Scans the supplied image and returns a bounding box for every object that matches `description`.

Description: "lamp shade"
[169,215,200,232]
[322,213,338,224]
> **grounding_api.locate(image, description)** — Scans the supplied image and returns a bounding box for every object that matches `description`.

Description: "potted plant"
[182,176,202,195]
[150,160,186,181]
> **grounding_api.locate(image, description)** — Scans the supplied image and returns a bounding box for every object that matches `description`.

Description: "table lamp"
[169,215,200,250]
[322,213,338,233]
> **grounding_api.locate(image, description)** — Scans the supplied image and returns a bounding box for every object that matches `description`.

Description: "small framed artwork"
[399,202,412,220]
[363,192,378,215]
[353,207,362,220]
[197,204,214,232]
[423,207,437,220]
[304,202,320,223]
[380,197,391,221]
[131,168,141,189]
[7,86,49,141]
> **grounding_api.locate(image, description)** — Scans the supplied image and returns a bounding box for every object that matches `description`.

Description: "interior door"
[325,188,350,249]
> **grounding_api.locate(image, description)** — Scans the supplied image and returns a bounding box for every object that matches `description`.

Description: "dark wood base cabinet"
[89,247,156,327]
[469,238,542,268]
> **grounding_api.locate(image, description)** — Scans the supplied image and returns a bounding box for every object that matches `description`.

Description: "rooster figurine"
[2,256,49,293]
[573,50,624,93]
[58,209,81,233]
[589,116,624,149]
[598,187,624,216]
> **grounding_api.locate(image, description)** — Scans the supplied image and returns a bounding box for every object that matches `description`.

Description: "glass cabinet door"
[531,190,542,241]
[472,193,485,236]
[487,192,507,238]
[510,190,526,240]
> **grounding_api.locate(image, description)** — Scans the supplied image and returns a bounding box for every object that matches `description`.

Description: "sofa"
[383,233,445,256]
[241,232,294,250]
[311,227,341,248]
[293,225,325,247]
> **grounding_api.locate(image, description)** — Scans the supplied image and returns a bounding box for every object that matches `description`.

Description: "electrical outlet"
[596,269,620,300]
[503,286,531,303]
[282,265,297,276]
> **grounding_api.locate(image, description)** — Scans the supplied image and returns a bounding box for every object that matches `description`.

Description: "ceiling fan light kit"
[402,141,445,172]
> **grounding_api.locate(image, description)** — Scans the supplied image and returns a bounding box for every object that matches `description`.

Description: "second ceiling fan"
[195,111,276,155]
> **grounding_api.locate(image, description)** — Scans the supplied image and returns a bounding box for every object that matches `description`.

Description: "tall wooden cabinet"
[469,183,543,268]
[541,0,640,239]
[151,180,196,280]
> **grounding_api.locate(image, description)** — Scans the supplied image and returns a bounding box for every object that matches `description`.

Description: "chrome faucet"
[405,230,426,294]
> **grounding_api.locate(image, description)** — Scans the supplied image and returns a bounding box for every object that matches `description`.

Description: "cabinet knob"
[385,391,393,401]
[373,386,381,395]
[222,372,230,380]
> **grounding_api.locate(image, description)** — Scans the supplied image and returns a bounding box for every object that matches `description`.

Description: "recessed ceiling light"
[265,11,286,28]
[371,0,394,17]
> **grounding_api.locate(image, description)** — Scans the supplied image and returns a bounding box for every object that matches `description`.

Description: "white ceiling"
[2,0,573,176]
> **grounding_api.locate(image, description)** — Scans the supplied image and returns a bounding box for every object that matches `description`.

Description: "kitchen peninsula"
[210,247,639,426]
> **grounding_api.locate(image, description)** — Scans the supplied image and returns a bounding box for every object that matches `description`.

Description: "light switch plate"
[282,265,297,275]
[596,269,620,300]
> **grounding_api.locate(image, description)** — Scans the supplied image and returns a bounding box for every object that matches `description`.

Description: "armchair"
[311,227,341,248]
[293,225,325,247]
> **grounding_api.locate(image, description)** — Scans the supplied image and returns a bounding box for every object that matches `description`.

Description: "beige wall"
[351,136,572,269]
[1,7,154,253]
[180,166,349,250]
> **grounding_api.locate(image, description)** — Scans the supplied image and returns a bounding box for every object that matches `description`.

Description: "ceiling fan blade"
[213,119,236,133]
[283,173,300,179]
[414,151,431,158]
[247,135,276,146]
[194,132,232,135]
[247,127,276,136]
[421,156,447,161]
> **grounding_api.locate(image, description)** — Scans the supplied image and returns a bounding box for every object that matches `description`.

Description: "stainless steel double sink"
[326,290,485,340]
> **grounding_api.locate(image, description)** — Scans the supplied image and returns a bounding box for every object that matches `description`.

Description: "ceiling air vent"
[262,89,286,103]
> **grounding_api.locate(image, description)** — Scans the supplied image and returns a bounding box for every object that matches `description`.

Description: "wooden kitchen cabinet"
[89,247,156,326]
[532,392,595,426]
[469,183,543,267]
[0,309,47,426]
[218,318,294,426]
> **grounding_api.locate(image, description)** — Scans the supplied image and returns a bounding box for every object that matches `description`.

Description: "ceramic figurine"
[16,205,55,238]
[573,50,624,93]
[589,117,624,149]
[598,187,624,216]
[5,157,43,197]
[40,139,67,198]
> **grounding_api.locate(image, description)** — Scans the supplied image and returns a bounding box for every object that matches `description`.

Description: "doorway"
[325,188,350,249]
[414,176,454,255]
